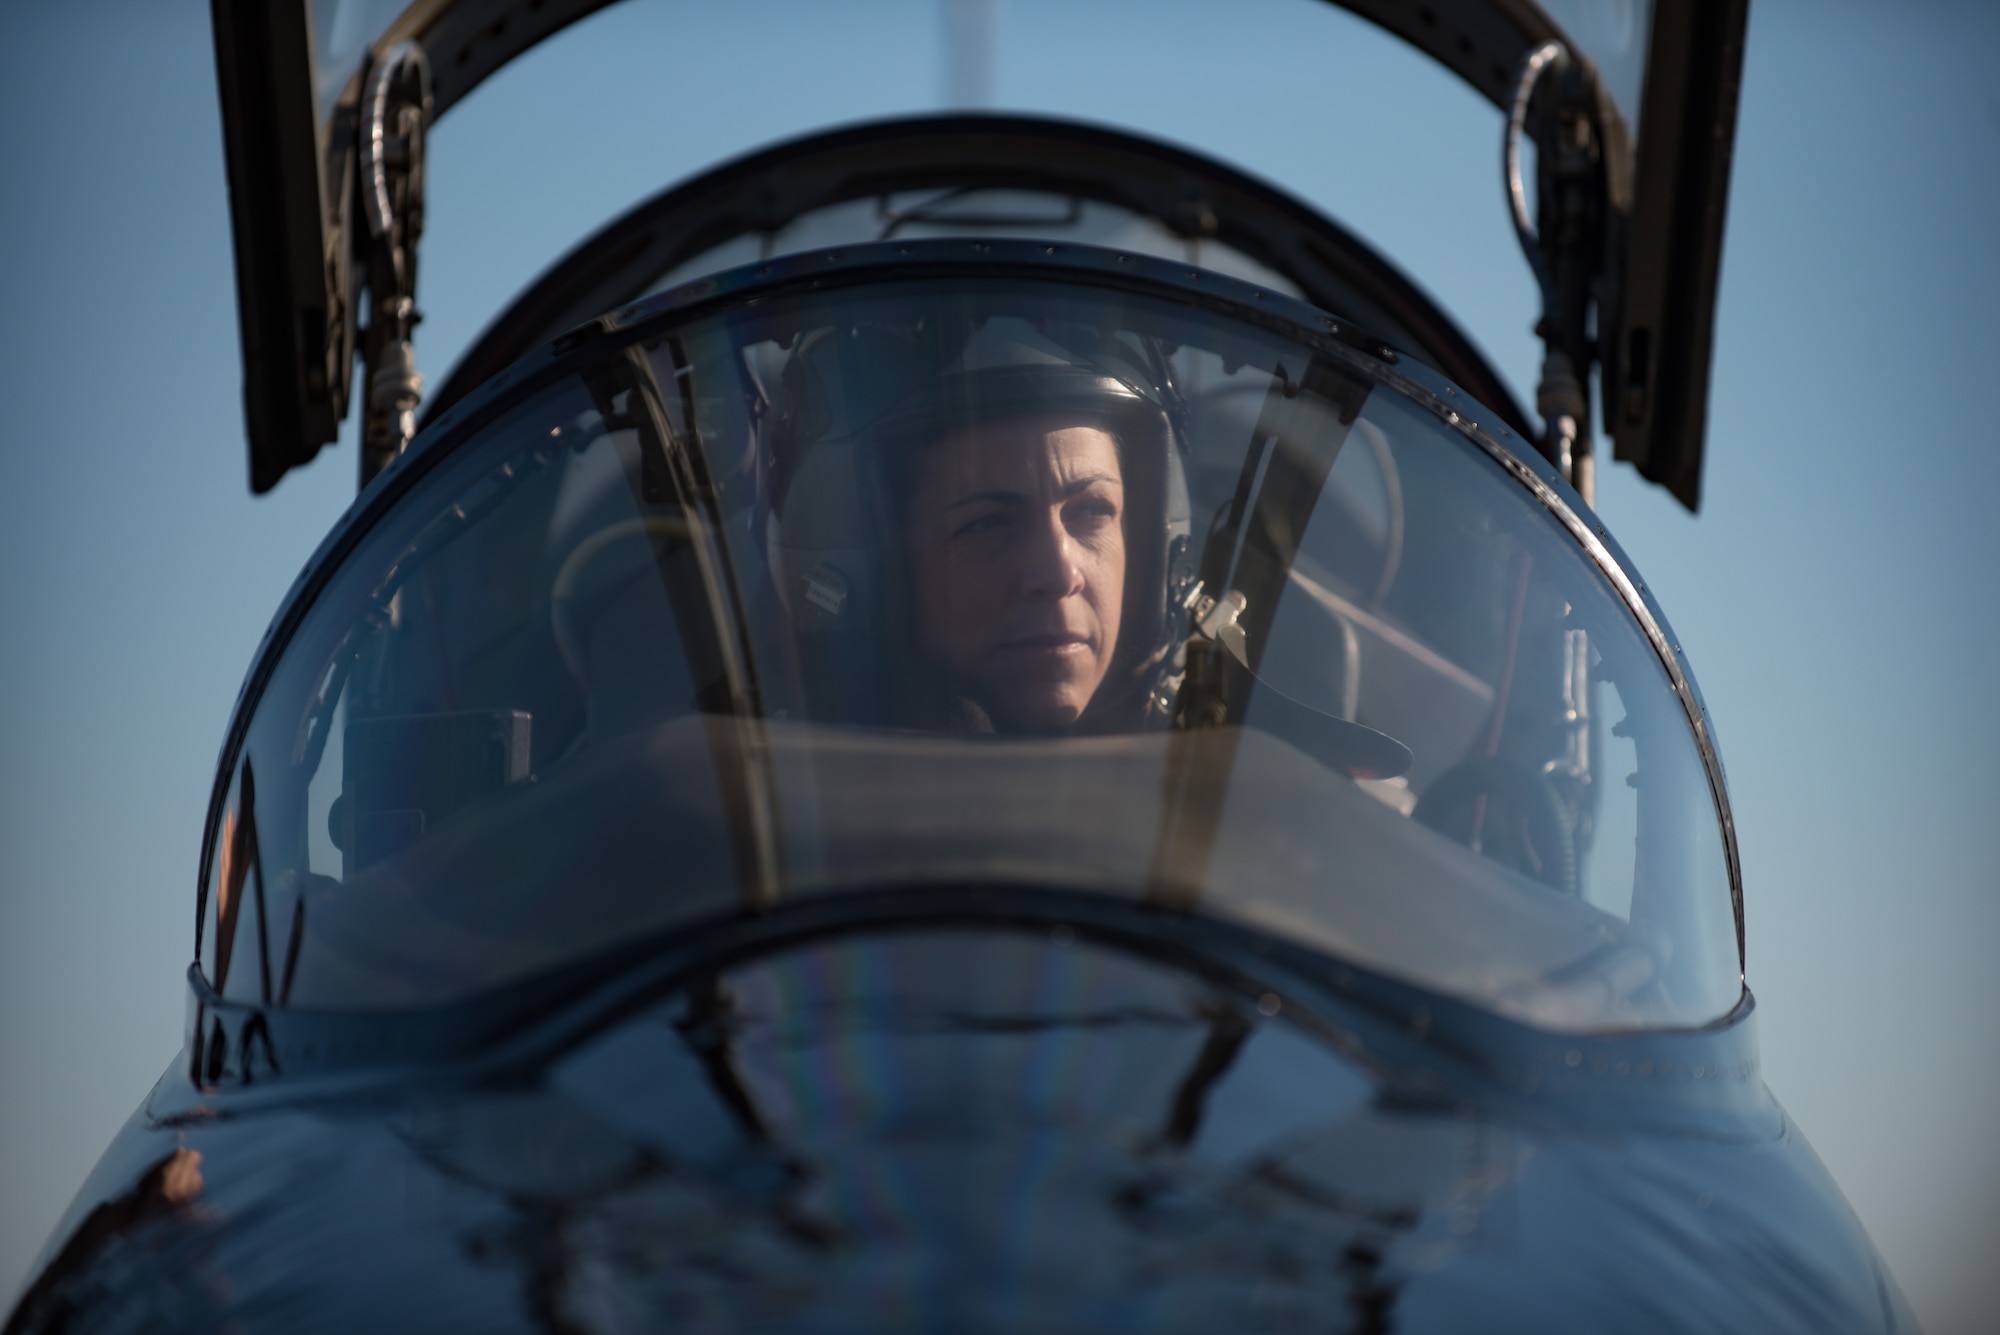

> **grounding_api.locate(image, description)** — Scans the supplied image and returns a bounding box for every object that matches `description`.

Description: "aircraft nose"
[554,926,1381,1163]
[41,921,1900,1333]
[525,925,1507,1326]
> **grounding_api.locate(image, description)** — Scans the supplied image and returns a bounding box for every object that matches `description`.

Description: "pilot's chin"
[994,690,1093,734]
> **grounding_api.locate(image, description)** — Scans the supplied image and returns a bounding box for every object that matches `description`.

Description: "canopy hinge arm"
[356,42,433,491]
[1504,40,1615,509]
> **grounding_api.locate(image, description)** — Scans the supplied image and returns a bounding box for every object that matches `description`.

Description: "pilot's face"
[907,414,1126,732]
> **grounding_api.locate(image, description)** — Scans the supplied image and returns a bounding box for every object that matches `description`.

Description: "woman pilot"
[762,332,1191,735]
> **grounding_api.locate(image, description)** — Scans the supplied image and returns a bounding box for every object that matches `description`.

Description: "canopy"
[211,0,1747,507]
[197,244,1742,1030]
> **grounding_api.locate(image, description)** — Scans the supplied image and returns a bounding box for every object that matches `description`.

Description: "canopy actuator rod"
[1504,39,1605,509]
[357,43,433,491]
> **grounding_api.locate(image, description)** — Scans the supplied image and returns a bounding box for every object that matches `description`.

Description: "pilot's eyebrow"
[943,475,1122,511]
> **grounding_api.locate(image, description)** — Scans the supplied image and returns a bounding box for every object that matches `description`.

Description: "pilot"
[901,384,1129,732]
[766,340,1190,735]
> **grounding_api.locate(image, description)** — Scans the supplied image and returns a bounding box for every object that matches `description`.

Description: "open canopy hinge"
[1504,40,1625,509]
[357,42,433,490]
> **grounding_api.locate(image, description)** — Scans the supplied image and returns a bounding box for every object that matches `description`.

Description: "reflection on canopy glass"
[201,269,1738,1032]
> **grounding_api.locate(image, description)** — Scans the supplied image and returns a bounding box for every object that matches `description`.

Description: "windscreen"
[200,268,1739,1031]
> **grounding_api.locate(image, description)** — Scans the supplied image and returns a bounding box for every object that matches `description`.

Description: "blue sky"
[1,1,1996,1329]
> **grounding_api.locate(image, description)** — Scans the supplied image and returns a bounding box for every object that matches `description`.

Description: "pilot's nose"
[1017,507,1085,601]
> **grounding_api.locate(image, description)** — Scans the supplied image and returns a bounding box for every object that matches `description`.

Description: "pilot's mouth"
[999,631,1090,656]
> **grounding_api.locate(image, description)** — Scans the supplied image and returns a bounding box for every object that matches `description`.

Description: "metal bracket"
[357,42,433,489]
[1192,587,1250,664]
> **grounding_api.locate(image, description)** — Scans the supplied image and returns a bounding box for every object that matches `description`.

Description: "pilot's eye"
[951,510,1012,539]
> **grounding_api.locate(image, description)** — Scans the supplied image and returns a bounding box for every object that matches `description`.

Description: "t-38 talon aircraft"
[6,1,1920,1331]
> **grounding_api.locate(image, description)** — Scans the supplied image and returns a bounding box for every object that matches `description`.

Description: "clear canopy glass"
[200,258,1738,1031]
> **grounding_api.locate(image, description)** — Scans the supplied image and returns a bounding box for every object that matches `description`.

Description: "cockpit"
[199,242,1740,1035]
